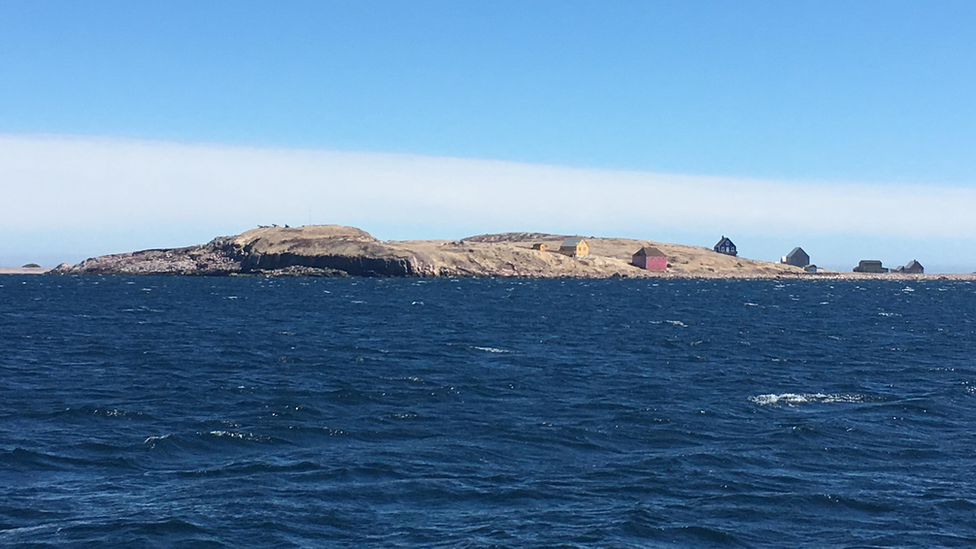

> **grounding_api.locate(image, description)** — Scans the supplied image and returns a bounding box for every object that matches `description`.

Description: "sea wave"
[204,430,280,443]
[143,434,175,447]
[473,346,513,353]
[748,393,865,406]
[5,276,976,547]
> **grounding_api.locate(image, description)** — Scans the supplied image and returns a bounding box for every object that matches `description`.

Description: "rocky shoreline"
[46,225,973,280]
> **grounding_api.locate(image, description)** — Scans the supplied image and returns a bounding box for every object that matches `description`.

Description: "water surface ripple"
[2,277,975,547]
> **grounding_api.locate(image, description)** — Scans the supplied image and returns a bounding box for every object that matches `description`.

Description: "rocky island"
[50,225,827,278]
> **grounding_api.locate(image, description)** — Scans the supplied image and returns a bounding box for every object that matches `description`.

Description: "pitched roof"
[906,259,923,269]
[560,237,585,247]
[714,236,735,248]
[634,246,666,257]
[785,247,808,261]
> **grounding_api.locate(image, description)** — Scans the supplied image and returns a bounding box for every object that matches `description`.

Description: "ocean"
[2,276,975,548]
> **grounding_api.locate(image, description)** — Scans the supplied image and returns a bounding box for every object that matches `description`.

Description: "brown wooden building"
[632,247,667,271]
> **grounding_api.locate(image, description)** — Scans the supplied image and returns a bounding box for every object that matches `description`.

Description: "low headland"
[40,224,971,279]
[0,267,52,275]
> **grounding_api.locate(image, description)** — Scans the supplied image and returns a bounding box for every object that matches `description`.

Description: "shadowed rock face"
[51,226,435,277]
[230,226,435,276]
[240,251,425,277]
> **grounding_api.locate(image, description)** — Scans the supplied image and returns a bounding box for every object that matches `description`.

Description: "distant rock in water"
[22,263,41,268]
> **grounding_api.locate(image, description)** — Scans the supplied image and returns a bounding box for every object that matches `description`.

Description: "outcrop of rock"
[51,225,436,277]
[51,224,820,278]
[229,225,435,276]
[51,238,243,276]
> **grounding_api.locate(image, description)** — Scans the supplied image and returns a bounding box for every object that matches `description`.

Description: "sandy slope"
[392,233,811,278]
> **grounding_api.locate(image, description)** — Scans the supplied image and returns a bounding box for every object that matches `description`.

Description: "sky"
[1,1,975,271]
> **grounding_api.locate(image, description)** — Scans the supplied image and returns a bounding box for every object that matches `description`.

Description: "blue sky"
[2,2,976,271]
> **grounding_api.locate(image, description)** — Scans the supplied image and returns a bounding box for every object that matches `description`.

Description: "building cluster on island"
[535,235,924,275]
[853,259,924,274]
[533,237,669,271]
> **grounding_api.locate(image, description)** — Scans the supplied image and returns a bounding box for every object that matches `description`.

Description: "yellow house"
[558,237,589,257]
[532,243,546,252]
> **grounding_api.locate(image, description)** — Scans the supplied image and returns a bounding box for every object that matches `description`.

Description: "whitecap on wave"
[143,434,174,448]
[204,430,276,443]
[748,393,864,406]
[474,346,513,353]
[650,320,688,327]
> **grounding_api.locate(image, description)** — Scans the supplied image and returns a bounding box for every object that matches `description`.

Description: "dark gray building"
[853,260,888,273]
[714,236,737,257]
[781,247,810,267]
[903,260,924,274]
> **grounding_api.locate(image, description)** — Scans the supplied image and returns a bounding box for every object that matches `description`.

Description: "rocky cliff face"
[51,226,437,277]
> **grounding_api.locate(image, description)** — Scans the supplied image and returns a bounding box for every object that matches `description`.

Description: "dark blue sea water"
[2,276,976,548]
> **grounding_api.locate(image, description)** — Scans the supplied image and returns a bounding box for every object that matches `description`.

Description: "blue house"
[714,236,737,257]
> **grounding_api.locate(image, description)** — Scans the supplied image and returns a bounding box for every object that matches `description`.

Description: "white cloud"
[1,133,975,240]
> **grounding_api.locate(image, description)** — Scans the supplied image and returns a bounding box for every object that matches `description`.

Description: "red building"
[632,247,667,271]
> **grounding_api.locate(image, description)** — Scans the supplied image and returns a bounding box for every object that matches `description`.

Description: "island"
[46,224,943,279]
